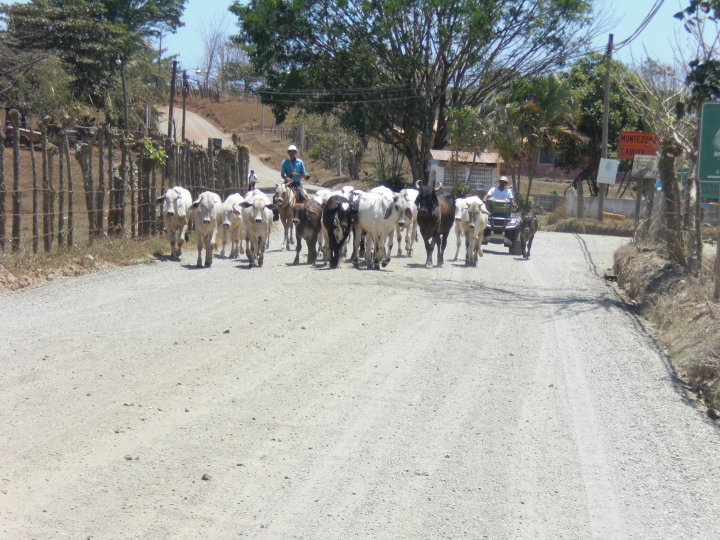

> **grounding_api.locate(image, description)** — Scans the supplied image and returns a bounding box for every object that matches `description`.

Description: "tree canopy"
[231,0,596,181]
[1,0,186,113]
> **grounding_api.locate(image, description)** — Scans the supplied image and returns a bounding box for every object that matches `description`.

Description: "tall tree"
[555,54,647,195]
[1,0,186,109]
[231,0,596,182]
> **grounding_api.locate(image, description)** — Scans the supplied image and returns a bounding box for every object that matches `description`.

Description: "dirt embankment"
[614,243,720,414]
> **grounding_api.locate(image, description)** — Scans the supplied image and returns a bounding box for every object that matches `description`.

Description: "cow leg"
[406,223,415,256]
[423,235,434,268]
[196,234,203,267]
[396,226,403,256]
[220,226,228,257]
[169,228,177,260]
[454,221,462,261]
[465,232,471,266]
[284,218,291,251]
[437,233,447,267]
[526,234,534,259]
[246,234,255,267]
[308,230,319,265]
[258,235,266,267]
[293,227,302,265]
[178,223,187,258]
[350,224,362,266]
[205,232,214,267]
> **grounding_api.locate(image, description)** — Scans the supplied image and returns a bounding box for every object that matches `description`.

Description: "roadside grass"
[614,243,720,413]
[0,236,167,290]
[540,208,635,236]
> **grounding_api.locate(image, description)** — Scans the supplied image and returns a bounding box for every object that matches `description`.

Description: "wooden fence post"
[0,121,6,252]
[39,117,51,252]
[30,125,38,253]
[62,117,74,247]
[75,142,94,243]
[96,125,106,236]
[57,119,66,246]
[129,148,137,237]
[10,109,21,252]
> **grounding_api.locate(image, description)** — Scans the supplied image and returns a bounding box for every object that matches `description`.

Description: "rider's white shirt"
[487,186,513,201]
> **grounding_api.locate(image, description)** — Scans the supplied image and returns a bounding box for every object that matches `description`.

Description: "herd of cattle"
[154,179,538,270]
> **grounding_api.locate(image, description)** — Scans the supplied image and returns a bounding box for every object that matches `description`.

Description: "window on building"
[538,150,556,165]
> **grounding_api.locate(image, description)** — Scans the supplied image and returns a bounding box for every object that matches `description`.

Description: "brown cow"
[273,182,297,251]
[415,179,455,268]
[292,198,323,265]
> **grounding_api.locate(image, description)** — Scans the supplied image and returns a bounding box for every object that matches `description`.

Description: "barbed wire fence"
[0,109,250,255]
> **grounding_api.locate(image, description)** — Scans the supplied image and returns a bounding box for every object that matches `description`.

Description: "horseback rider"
[280,144,308,203]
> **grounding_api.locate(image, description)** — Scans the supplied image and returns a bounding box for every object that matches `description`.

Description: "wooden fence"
[0,109,249,253]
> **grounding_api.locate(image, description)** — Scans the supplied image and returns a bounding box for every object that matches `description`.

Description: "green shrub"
[450,183,468,197]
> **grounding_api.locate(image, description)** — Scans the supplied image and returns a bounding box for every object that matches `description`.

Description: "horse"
[273,182,297,250]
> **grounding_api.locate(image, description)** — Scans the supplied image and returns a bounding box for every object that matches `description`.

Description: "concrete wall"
[565,190,646,219]
[563,190,720,225]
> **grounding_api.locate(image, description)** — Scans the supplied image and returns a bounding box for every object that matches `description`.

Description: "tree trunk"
[10,109,21,252]
[659,144,685,266]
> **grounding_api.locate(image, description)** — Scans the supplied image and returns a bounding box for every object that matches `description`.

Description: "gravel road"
[2,229,720,539]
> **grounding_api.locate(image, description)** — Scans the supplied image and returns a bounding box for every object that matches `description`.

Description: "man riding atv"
[482,176,522,255]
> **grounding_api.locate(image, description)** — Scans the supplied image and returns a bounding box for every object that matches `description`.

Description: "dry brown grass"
[0,236,167,290]
[614,243,720,410]
[542,216,635,237]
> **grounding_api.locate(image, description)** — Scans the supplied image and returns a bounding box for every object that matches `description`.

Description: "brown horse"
[273,182,297,250]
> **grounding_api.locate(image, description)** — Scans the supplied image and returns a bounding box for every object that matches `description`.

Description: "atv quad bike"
[483,199,522,255]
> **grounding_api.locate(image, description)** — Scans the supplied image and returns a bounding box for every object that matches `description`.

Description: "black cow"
[322,195,355,269]
[520,211,538,259]
[415,179,455,268]
[292,199,323,265]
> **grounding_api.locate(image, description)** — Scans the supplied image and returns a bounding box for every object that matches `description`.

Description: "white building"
[428,149,503,192]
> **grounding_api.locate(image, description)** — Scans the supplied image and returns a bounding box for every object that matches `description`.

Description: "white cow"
[396,188,419,256]
[190,191,222,267]
[155,186,193,260]
[453,197,468,261]
[218,193,245,258]
[351,190,410,269]
[235,191,276,267]
[459,196,490,266]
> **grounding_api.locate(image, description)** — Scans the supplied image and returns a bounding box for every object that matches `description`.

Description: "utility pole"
[598,33,613,221]
[167,60,177,141]
[261,102,265,134]
[181,70,188,142]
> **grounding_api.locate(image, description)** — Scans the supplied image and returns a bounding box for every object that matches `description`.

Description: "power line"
[614,0,666,52]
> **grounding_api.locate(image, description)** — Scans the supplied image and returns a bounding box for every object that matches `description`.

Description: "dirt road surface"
[2,229,720,538]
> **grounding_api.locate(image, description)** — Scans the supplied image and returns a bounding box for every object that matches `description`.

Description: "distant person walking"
[248,169,258,191]
[280,144,307,202]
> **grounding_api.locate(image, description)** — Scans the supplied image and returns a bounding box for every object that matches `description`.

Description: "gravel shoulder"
[1,230,719,538]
